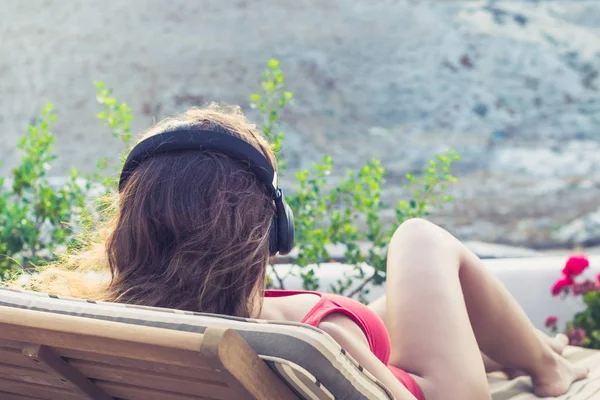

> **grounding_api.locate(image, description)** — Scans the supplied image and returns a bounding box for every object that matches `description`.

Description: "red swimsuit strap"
[264,289,322,298]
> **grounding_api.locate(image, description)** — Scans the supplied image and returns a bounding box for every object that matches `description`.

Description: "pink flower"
[581,279,598,295]
[562,255,590,277]
[567,328,587,346]
[552,275,574,296]
[545,316,558,327]
[572,280,598,296]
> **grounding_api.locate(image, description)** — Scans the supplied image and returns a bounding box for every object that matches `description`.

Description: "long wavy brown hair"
[16,105,277,318]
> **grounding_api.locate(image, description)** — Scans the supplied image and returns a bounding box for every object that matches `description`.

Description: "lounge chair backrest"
[0,286,393,400]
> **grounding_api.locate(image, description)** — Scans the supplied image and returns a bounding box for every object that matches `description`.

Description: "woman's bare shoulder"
[260,293,321,322]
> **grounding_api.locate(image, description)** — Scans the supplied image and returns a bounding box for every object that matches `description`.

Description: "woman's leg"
[373,293,567,376]
[481,333,568,376]
[373,218,587,400]
[371,296,568,375]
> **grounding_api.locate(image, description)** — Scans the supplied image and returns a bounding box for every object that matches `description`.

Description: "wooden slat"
[0,339,23,350]
[0,377,84,400]
[0,362,69,388]
[0,306,209,368]
[200,327,298,400]
[0,347,46,370]
[23,344,114,400]
[68,359,233,398]
[0,308,298,400]
[0,391,39,400]
[0,363,224,400]
[96,381,215,400]
[0,344,229,398]
[1,338,222,380]
[58,347,222,380]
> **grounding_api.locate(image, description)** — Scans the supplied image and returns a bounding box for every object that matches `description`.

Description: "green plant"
[282,151,458,301]
[547,255,600,348]
[250,60,460,300]
[250,58,293,171]
[0,104,88,276]
[94,80,133,145]
[93,80,134,189]
[570,291,600,348]
[0,84,134,277]
[1,58,459,301]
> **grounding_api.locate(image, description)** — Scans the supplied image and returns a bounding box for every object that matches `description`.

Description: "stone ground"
[2,1,600,248]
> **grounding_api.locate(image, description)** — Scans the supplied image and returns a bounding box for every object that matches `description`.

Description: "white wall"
[271,256,600,331]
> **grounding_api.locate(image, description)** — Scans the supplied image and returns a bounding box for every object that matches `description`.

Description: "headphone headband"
[118,127,294,256]
[119,129,278,194]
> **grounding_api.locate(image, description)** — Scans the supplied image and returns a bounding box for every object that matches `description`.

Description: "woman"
[24,105,587,400]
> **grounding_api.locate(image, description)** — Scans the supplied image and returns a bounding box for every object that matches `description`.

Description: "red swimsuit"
[265,289,424,400]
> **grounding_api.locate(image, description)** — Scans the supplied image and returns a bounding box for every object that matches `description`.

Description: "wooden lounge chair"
[0,286,392,399]
[0,308,296,399]
[0,285,599,399]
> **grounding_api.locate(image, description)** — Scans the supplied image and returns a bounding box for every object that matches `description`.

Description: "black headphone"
[119,129,295,256]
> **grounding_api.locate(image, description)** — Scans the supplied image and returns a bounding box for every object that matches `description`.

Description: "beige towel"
[489,346,600,400]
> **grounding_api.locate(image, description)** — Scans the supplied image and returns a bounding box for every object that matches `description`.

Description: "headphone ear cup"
[270,191,295,256]
[269,213,279,256]
[278,202,294,255]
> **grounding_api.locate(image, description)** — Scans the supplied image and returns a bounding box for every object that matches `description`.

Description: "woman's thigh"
[368,295,387,325]
[369,221,490,398]
[368,296,429,389]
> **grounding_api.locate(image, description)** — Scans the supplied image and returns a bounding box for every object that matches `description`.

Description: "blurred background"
[2,0,600,251]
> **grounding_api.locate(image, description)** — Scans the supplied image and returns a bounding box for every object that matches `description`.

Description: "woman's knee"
[390,218,456,254]
[386,218,462,277]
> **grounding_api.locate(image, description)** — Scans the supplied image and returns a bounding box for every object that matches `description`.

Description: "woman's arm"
[318,313,418,400]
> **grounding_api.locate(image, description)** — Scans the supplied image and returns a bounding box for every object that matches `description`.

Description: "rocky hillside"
[2,0,600,247]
